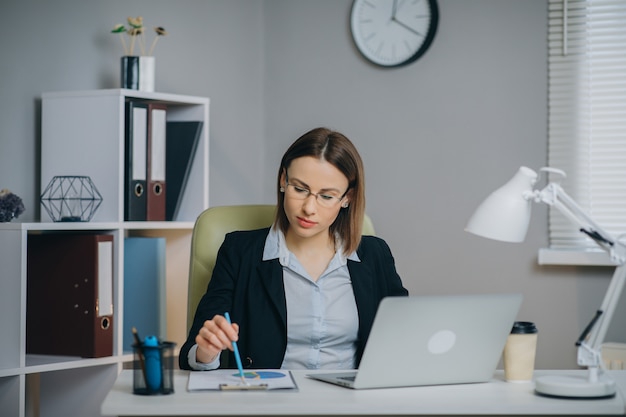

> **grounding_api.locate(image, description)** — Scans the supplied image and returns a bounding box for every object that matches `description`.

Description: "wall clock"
[350,0,439,68]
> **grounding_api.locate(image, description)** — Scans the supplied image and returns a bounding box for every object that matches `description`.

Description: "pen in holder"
[132,332,176,395]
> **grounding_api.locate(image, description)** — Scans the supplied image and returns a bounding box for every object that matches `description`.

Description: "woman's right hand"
[195,314,239,364]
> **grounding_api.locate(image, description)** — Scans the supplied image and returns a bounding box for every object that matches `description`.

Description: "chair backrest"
[186,204,376,330]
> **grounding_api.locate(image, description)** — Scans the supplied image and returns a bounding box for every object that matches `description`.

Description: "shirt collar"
[263,226,360,265]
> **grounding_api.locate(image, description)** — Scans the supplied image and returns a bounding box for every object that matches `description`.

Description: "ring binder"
[27,233,114,358]
[125,101,149,221]
[146,103,167,221]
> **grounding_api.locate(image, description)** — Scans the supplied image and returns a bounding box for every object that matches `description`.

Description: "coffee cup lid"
[511,321,537,334]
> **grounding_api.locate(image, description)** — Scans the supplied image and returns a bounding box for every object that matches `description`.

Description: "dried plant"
[111,17,168,56]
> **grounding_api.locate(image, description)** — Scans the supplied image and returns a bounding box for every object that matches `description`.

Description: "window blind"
[548,0,626,251]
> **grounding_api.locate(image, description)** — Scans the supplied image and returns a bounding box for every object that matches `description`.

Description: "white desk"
[101,369,626,416]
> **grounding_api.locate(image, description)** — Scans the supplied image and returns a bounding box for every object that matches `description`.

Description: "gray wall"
[1,0,623,369]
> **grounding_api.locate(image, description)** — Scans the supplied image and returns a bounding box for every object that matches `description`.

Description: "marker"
[224,312,248,386]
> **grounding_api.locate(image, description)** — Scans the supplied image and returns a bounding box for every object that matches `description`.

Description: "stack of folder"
[124,100,203,222]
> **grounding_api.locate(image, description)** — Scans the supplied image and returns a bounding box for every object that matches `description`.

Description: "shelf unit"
[0,89,209,417]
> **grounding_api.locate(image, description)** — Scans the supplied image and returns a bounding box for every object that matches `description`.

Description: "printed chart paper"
[188,369,298,391]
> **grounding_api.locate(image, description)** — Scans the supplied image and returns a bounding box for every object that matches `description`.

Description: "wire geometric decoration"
[40,176,103,222]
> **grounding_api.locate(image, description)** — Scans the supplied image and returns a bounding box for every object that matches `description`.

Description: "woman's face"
[281,156,349,242]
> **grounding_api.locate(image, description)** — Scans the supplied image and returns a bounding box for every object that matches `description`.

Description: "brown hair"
[274,127,366,255]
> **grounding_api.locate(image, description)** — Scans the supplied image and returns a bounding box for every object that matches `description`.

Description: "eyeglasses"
[284,174,348,208]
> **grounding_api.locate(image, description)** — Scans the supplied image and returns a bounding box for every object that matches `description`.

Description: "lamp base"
[535,374,616,398]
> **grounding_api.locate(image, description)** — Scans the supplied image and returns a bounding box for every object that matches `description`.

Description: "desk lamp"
[465,166,625,398]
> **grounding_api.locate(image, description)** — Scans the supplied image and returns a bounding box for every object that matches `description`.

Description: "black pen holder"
[132,341,176,395]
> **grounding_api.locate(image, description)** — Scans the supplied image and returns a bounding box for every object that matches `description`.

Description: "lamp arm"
[585,264,626,354]
[535,182,626,263]
[536,183,617,249]
[535,182,626,364]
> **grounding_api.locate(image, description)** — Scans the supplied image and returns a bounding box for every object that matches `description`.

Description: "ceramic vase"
[121,56,155,92]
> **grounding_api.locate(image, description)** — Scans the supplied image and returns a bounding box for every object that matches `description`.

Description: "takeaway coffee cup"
[503,321,538,382]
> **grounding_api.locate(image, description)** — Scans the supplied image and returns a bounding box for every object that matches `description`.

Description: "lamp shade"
[465,166,537,243]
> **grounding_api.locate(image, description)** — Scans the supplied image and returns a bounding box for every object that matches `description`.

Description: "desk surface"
[101,369,626,416]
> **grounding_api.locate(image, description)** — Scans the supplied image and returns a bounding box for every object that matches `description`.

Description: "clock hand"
[391,16,425,37]
[392,0,409,19]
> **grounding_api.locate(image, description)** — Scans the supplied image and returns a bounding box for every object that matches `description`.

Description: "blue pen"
[224,312,248,385]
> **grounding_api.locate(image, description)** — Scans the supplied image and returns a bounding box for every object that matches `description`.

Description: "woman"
[179,127,407,371]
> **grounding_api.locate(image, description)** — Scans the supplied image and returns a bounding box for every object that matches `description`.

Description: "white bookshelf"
[0,89,209,417]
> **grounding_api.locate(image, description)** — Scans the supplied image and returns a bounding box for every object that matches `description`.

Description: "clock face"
[350,0,439,68]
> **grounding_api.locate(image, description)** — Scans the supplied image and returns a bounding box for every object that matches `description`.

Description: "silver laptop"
[307,293,522,389]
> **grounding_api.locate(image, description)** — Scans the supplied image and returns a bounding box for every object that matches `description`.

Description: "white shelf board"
[123,221,195,230]
[0,221,195,231]
[41,89,209,106]
[538,248,619,266]
[0,355,122,377]
[0,222,120,231]
[24,354,121,374]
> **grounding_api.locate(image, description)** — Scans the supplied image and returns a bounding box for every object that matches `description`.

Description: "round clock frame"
[350,0,439,68]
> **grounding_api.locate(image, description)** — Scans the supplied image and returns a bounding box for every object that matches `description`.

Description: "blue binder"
[123,237,166,351]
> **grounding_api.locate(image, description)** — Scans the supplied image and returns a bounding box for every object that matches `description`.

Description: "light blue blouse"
[187,227,360,370]
[265,227,359,370]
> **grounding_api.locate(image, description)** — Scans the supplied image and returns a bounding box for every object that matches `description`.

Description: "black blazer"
[179,228,408,370]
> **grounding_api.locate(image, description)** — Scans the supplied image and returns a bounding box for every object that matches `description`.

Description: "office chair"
[186,204,375,330]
